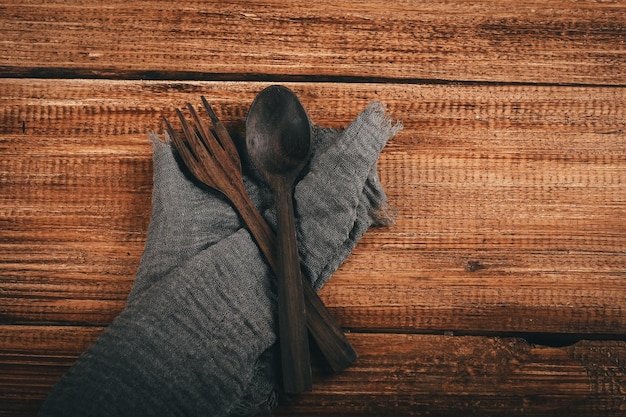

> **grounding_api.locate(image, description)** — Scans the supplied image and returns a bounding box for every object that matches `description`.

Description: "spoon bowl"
[246,85,311,180]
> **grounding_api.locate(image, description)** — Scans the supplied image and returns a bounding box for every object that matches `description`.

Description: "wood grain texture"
[1,80,624,336]
[1,2,626,409]
[1,0,625,84]
[0,325,104,417]
[1,327,625,417]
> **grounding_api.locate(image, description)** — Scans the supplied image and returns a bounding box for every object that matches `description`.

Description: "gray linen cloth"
[39,101,400,417]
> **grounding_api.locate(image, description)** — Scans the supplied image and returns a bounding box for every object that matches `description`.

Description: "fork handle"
[231,183,357,373]
[230,184,277,270]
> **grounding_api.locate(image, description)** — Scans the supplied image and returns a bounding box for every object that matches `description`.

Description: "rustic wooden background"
[1,1,625,415]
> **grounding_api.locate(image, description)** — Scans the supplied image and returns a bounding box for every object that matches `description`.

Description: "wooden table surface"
[1,1,625,415]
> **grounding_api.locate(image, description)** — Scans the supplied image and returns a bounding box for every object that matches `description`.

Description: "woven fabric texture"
[39,101,400,417]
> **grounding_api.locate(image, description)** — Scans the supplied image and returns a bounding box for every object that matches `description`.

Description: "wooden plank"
[0,326,624,416]
[1,0,625,85]
[1,80,625,335]
[0,325,103,417]
[279,334,626,416]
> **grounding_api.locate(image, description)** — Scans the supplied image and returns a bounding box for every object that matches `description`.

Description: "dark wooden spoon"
[246,85,312,393]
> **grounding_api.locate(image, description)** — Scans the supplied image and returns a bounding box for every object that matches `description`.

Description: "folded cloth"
[38,101,401,417]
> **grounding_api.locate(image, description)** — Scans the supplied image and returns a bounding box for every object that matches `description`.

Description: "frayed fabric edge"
[369,203,399,227]
[365,101,402,228]
[148,130,172,146]
[368,101,403,138]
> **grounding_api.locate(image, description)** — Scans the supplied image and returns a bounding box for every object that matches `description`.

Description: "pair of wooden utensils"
[164,85,357,394]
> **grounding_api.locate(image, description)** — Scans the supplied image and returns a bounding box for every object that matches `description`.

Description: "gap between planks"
[2,67,626,89]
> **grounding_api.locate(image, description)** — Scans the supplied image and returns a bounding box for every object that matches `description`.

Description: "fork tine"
[163,115,184,150]
[185,103,227,163]
[200,96,241,171]
[164,116,203,180]
[166,113,217,189]
[163,115,194,167]
[175,108,227,191]
[186,103,245,193]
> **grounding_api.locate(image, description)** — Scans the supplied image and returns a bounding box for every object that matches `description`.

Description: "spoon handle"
[274,180,312,393]
[231,183,357,373]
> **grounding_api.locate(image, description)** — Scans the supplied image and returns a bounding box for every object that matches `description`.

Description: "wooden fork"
[163,97,357,374]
